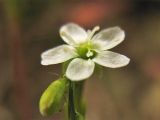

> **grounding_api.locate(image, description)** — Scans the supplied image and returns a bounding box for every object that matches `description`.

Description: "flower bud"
[39,78,67,116]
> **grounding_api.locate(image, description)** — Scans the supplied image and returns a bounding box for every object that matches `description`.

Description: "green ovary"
[76,44,97,59]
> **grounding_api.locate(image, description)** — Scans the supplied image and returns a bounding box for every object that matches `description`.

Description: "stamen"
[86,50,94,58]
[88,26,100,40]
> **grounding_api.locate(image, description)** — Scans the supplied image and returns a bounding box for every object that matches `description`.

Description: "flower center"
[76,44,97,59]
[76,26,100,59]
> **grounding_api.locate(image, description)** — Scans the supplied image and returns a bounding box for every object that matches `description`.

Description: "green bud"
[39,78,68,116]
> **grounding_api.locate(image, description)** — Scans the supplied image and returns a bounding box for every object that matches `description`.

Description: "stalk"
[68,81,76,120]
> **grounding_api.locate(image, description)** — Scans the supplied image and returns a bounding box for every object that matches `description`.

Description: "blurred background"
[0,0,160,120]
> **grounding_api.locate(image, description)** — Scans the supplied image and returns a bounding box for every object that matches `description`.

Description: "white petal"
[92,27,125,50]
[60,23,88,45]
[41,45,78,65]
[66,58,95,81]
[93,51,130,68]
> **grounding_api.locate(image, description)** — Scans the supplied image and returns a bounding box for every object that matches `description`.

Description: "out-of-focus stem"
[3,0,32,120]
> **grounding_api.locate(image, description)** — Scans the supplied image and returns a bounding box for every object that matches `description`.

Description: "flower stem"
[73,81,85,117]
[68,81,76,120]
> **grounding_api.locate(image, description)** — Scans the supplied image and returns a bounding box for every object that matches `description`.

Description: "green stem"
[63,62,85,120]
[68,81,76,120]
[73,81,85,116]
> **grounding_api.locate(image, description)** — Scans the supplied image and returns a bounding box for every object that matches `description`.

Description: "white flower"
[41,23,130,81]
